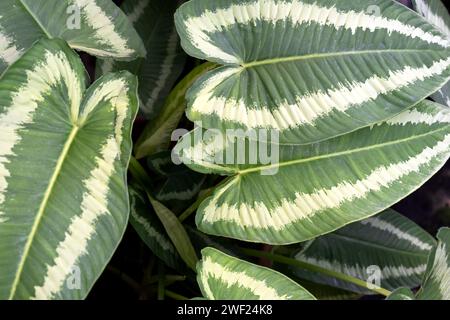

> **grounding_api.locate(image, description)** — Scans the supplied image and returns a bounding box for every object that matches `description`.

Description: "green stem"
[240,247,392,297]
[157,263,165,301]
[178,176,236,222]
[165,290,189,300]
[178,187,214,222]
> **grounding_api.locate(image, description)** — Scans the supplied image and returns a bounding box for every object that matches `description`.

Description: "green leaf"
[186,225,241,258]
[175,100,450,244]
[147,152,206,204]
[292,209,435,294]
[128,184,183,270]
[294,279,361,300]
[386,287,416,300]
[417,227,450,300]
[134,62,216,159]
[97,0,186,119]
[175,0,450,144]
[412,0,450,107]
[149,197,198,271]
[0,0,145,75]
[197,247,316,300]
[0,38,139,299]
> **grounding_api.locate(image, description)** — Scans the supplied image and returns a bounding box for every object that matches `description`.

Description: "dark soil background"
[85,0,450,300]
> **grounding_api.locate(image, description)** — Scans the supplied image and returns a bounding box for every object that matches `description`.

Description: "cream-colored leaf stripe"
[292,210,435,293]
[429,241,450,298]
[414,0,450,38]
[200,257,290,299]
[201,133,450,231]
[0,50,81,220]
[191,57,450,130]
[174,101,450,244]
[0,18,22,65]
[0,39,138,299]
[198,247,315,300]
[181,0,449,63]
[177,0,450,144]
[0,0,145,76]
[297,256,427,279]
[32,137,119,299]
[70,0,134,57]
[359,217,433,251]
[418,228,450,299]
[79,78,130,147]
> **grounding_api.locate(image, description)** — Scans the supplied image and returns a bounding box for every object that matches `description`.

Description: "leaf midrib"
[8,124,80,299]
[18,0,52,38]
[240,49,449,68]
[236,125,450,175]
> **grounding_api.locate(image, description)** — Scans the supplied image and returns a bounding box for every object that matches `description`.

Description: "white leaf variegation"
[412,0,450,107]
[0,39,139,300]
[417,227,450,300]
[97,0,186,119]
[175,0,450,144]
[0,0,145,75]
[175,100,450,244]
[291,209,435,294]
[198,247,316,300]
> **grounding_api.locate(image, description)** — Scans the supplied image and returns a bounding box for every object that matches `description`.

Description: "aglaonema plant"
[0,0,449,301]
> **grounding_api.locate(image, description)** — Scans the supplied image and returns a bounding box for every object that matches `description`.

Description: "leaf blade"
[0,0,145,75]
[0,38,139,299]
[417,227,450,300]
[175,0,450,144]
[198,247,316,300]
[291,209,435,294]
[175,100,450,244]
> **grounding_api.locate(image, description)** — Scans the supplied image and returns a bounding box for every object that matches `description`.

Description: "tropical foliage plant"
[0,0,449,300]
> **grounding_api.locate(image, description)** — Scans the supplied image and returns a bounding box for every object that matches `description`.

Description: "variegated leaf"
[417,227,450,300]
[97,0,186,118]
[197,247,316,300]
[293,279,360,300]
[134,62,216,159]
[0,0,145,75]
[175,0,450,144]
[291,209,435,294]
[175,100,450,244]
[386,287,416,300]
[186,225,241,258]
[412,0,450,107]
[147,152,206,204]
[129,184,183,271]
[0,39,138,299]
